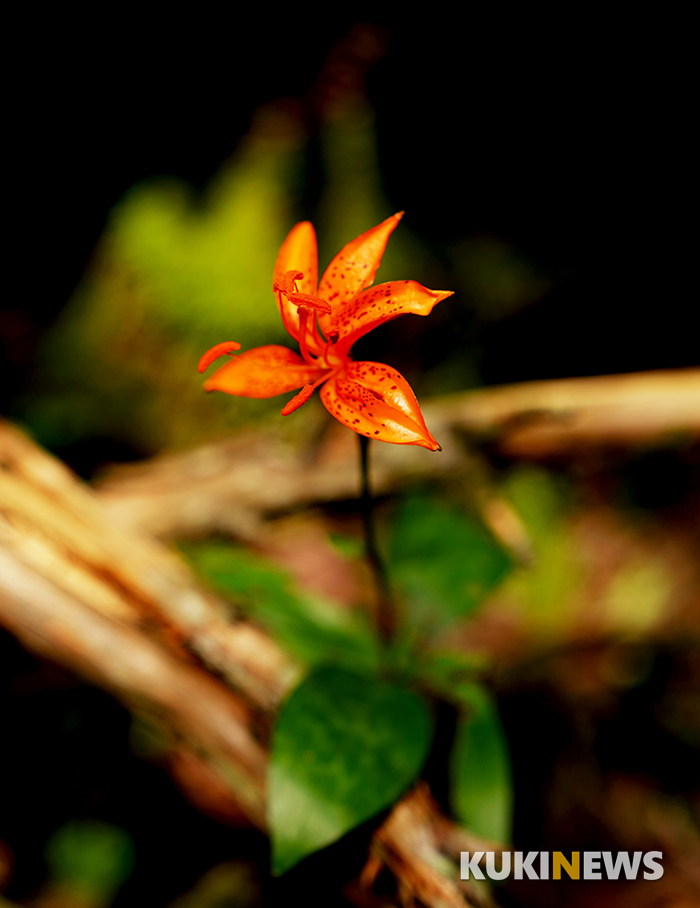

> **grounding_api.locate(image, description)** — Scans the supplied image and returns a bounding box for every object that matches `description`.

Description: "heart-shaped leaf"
[269,665,432,874]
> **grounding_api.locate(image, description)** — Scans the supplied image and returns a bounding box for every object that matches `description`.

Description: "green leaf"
[450,684,513,843]
[389,496,511,628]
[182,542,379,672]
[269,665,432,874]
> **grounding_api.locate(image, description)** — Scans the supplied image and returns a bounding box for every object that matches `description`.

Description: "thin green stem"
[358,434,394,643]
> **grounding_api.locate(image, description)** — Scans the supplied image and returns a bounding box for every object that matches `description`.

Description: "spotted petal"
[272,222,319,344]
[319,361,440,450]
[329,280,453,353]
[317,213,404,325]
[204,345,327,398]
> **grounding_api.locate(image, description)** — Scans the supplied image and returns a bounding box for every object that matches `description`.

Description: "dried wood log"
[93,369,700,542]
[0,546,267,828]
[93,421,463,541]
[432,367,700,457]
[0,421,298,710]
[0,421,484,908]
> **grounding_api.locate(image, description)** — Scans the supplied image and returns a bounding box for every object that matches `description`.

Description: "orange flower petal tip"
[198,341,241,373]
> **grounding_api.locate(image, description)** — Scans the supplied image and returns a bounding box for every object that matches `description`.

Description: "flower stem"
[358,435,394,643]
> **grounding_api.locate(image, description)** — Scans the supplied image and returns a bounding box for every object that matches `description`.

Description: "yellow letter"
[553,852,580,880]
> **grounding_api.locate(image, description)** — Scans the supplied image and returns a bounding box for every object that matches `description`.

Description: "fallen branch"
[0,421,297,710]
[0,546,267,828]
[432,367,700,457]
[93,369,700,542]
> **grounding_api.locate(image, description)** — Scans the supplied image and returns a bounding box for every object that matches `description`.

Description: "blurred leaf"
[504,466,569,543]
[182,542,379,672]
[45,820,134,905]
[450,684,512,843]
[389,496,511,629]
[269,665,432,874]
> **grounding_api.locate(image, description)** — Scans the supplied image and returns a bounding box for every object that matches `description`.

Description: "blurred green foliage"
[269,665,432,874]
[499,466,674,636]
[45,820,134,906]
[181,493,516,873]
[389,494,511,633]
[501,467,585,631]
[182,541,380,673]
[26,108,303,454]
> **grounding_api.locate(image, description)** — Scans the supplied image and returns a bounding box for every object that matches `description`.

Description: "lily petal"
[330,280,453,352]
[204,345,327,398]
[319,361,440,451]
[272,222,319,344]
[317,213,404,324]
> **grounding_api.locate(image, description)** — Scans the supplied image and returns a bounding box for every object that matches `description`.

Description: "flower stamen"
[280,370,336,416]
[296,309,316,365]
[275,270,331,314]
[197,341,241,373]
[281,384,314,415]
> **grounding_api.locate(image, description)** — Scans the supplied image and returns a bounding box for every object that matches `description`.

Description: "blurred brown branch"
[93,369,700,542]
[430,367,700,458]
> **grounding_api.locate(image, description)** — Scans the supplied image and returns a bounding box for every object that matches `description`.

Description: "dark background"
[4,11,694,417]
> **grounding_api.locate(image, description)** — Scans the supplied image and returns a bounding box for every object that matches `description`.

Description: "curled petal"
[204,345,327,398]
[330,281,453,351]
[319,361,440,451]
[317,213,404,332]
[272,222,319,343]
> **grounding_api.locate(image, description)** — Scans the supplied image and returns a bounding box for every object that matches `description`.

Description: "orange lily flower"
[198,213,452,450]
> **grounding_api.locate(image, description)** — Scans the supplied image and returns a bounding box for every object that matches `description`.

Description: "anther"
[281,384,314,416]
[273,270,304,296]
[198,341,241,373]
[287,292,332,314]
[274,270,331,314]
